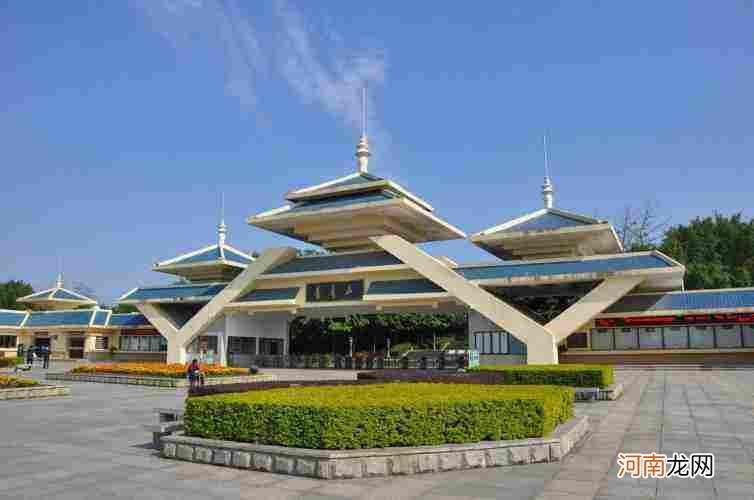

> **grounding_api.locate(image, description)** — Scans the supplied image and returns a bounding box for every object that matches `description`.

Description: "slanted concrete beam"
[174,247,298,354]
[372,234,558,364]
[546,276,644,343]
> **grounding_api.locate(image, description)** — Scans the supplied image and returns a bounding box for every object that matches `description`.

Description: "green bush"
[469,364,614,388]
[184,383,574,449]
[0,356,23,368]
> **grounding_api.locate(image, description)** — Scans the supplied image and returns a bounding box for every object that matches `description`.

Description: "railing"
[233,353,467,370]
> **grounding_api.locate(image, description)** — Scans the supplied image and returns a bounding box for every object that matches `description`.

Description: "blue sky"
[2,1,753,305]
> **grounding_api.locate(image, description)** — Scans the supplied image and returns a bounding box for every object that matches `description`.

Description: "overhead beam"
[546,276,645,343]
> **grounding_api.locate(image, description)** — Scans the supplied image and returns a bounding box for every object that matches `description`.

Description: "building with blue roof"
[9,121,754,367]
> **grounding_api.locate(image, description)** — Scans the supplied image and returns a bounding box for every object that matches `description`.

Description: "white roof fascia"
[154,243,219,267]
[288,172,364,195]
[222,244,255,262]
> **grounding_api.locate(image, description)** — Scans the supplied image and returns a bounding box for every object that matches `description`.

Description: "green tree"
[110,304,139,314]
[0,280,34,310]
[659,213,754,290]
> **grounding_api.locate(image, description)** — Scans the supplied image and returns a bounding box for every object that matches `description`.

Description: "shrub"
[0,356,24,368]
[468,364,614,388]
[0,375,40,388]
[390,342,414,357]
[184,383,574,449]
[70,363,250,378]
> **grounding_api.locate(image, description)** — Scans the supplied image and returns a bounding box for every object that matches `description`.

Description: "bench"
[145,408,185,447]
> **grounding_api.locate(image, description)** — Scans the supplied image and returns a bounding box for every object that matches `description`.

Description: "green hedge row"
[468,364,614,388]
[0,357,23,368]
[185,383,574,450]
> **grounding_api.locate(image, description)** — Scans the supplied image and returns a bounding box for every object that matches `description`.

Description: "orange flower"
[70,362,249,378]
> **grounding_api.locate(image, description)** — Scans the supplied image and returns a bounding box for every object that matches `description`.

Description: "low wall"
[0,384,70,400]
[113,352,168,363]
[161,415,589,479]
[45,373,274,388]
[561,350,754,365]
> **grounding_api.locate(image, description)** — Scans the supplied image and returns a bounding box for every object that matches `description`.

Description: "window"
[260,338,284,355]
[0,335,16,348]
[229,337,256,355]
[639,327,663,349]
[663,326,688,349]
[118,335,167,352]
[689,325,714,349]
[471,331,509,354]
[615,328,639,350]
[715,325,742,348]
[590,328,614,350]
[94,337,109,350]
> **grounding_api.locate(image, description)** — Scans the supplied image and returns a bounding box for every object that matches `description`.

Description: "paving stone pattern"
[0,365,752,499]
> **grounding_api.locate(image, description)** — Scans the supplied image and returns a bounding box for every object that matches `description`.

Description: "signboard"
[306,281,364,303]
[596,312,754,328]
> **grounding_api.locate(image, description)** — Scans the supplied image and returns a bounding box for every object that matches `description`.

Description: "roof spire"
[56,256,64,288]
[542,134,554,209]
[218,192,227,246]
[356,86,370,173]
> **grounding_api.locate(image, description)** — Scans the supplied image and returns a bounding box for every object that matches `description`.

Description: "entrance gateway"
[116,129,754,366]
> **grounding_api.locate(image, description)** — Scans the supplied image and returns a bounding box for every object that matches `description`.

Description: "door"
[68,337,85,359]
[34,337,51,349]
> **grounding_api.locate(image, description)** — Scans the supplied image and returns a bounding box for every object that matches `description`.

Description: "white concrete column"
[167,340,187,364]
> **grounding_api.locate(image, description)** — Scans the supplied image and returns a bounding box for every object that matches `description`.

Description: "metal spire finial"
[56,257,64,288]
[542,134,554,209]
[218,192,227,246]
[356,86,370,173]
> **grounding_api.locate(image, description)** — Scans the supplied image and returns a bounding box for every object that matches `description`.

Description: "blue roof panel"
[26,310,95,327]
[175,247,223,265]
[52,288,92,301]
[457,254,672,281]
[324,173,384,189]
[223,247,253,264]
[0,311,28,327]
[604,289,754,314]
[367,279,445,295]
[122,283,227,302]
[265,251,403,275]
[108,313,151,327]
[501,211,592,233]
[93,310,109,326]
[237,288,300,302]
[288,190,397,214]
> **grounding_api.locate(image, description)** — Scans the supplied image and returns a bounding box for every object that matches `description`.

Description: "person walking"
[26,345,36,366]
[41,344,50,369]
[186,359,203,390]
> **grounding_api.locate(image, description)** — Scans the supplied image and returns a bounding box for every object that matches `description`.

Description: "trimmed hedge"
[185,383,574,449]
[0,357,24,368]
[0,375,40,388]
[468,364,614,388]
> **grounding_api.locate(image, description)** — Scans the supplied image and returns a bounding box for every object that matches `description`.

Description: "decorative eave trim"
[154,243,219,268]
[256,263,413,281]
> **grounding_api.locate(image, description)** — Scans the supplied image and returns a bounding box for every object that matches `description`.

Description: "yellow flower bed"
[70,363,249,378]
[0,375,41,388]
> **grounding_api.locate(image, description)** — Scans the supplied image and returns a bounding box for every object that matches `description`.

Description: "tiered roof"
[17,275,97,310]
[152,222,254,282]
[248,137,465,252]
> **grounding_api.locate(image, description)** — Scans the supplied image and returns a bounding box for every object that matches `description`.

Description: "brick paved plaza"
[0,365,752,499]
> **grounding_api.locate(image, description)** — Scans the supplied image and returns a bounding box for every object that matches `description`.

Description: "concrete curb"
[161,415,590,479]
[0,384,71,400]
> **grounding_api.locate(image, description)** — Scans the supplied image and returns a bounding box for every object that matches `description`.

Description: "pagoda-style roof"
[17,277,97,310]
[249,145,466,253]
[471,208,623,260]
[152,236,254,283]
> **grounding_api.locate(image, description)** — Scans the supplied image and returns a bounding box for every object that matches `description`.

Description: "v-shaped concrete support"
[141,247,297,364]
[546,275,644,343]
[372,234,559,364]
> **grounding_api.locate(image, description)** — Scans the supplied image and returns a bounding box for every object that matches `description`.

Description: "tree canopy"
[659,213,754,290]
[0,280,34,310]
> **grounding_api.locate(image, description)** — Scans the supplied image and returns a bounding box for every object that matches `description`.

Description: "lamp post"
[386,336,391,359]
[348,336,354,357]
